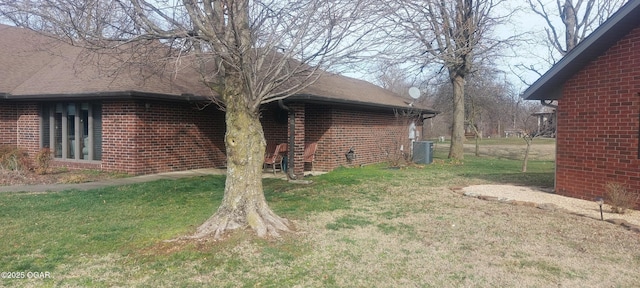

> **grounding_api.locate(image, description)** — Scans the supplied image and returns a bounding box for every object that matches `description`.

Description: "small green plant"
[34,147,53,175]
[605,182,638,214]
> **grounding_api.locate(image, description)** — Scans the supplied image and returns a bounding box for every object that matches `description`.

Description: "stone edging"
[450,187,640,234]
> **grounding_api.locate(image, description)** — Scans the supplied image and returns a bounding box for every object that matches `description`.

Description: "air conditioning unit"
[412,141,433,164]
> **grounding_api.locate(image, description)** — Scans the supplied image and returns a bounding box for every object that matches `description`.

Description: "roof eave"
[287,94,440,116]
[523,0,640,101]
[0,91,211,102]
[1,91,441,116]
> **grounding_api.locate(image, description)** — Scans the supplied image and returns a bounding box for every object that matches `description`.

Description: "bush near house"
[34,147,53,175]
[0,145,31,172]
[605,182,639,214]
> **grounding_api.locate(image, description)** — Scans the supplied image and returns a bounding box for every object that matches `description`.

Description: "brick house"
[0,24,437,176]
[523,1,640,208]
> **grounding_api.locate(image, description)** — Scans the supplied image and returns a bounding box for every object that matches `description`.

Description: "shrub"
[35,148,53,175]
[605,182,639,214]
[0,145,31,172]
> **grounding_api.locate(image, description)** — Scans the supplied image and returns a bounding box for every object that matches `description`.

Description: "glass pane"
[93,103,102,160]
[67,103,76,159]
[81,105,89,160]
[54,106,62,158]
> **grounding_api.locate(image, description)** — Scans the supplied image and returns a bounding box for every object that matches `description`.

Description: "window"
[41,102,102,161]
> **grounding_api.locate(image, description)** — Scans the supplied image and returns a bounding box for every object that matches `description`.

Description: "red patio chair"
[303,142,318,164]
[264,143,287,174]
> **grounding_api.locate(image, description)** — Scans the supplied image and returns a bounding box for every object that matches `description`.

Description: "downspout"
[278,99,297,180]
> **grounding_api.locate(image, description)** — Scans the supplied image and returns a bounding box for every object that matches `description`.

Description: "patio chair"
[303,142,318,164]
[264,143,287,174]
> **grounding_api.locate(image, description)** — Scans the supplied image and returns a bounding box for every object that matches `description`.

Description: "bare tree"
[465,66,514,155]
[516,0,628,79]
[516,101,554,172]
[529,0,627,56]
[380,0,517,160]
[374,62,414,96]
[0,0,380,239]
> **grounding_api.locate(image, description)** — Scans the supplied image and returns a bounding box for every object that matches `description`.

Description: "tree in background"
[464,66,514,156]
[378,0,517,160]
[0,0,380,240]
[516,0,628,81]
[518,102,554,172]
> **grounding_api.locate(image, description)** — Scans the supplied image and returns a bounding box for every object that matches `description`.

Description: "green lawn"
[2,144,639,287]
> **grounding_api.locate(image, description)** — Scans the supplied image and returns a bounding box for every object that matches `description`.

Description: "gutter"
[0,90,211,103]
[287,94,440,116]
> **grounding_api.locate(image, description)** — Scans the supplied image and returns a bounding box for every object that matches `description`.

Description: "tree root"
[167,206,292,242]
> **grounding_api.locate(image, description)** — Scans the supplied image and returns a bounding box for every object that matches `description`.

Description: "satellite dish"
[408,87,420,99]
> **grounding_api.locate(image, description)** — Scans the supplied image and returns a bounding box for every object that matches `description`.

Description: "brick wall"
[262,103,289,145]
[291,103,306,176]
[305,105,332,171]
[16,103,40,154]
[306,105,420,171]
[0,102,17,145]
[9,98,426,176]
[101,100,226,175]
[557,25,640,208]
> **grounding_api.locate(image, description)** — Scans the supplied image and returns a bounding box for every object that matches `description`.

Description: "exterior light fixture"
[595,197,604,221]
[345,147,356,163]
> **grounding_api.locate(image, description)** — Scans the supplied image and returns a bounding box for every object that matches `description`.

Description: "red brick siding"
[16,103,40,154]
[305,105,332,171]
[101,100,140,173]
[291,103,306,176]
[101,100,226,175]
[306,105,420,171]
[557,25,640,208]
[0,103,17,145]
[262,103,289,145]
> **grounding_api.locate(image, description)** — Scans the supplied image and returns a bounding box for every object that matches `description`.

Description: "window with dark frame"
[41,102,102,161]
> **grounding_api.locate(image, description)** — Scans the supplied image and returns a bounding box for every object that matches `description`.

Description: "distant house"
[0,24,438,176]
[523,1,640,208]
[532,109,556,138]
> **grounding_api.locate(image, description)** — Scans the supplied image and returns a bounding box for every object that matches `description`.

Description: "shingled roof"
[0,24,213,101]
[0,24,437,115]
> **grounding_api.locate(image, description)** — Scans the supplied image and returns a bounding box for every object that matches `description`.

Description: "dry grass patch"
[292,182,640,287]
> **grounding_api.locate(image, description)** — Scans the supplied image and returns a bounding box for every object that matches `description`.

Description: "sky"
[346,0,625,96]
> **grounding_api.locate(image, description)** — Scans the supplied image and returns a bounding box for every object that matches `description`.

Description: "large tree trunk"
[190,75,292,240]
[448,74,465,160]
